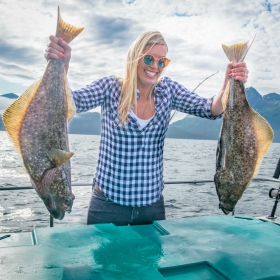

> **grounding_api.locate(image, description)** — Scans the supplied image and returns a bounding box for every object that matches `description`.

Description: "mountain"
[0,111,101,135]
[0,93,18,99]
[168,87,280,142]
[0,87,279,142]
[263,93,280,101]
[0,93,101,135]
[0,117,3,131]
[167,116,222,140]
[245,87,280,120]
[68,112,101,135]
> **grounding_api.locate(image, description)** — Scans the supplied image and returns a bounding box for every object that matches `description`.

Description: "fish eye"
[64,197,73,205]
[50,159,57,168]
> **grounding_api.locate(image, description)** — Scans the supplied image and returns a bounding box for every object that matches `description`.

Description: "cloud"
[0,36,45,86]
[0,0,279,98]
[0,39,38,64]
[86,15,143,46]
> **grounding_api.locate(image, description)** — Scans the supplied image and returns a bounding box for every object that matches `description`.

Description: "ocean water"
[0,131,279,232]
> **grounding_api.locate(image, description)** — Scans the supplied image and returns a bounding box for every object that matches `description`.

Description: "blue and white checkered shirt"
[72,76,221,207]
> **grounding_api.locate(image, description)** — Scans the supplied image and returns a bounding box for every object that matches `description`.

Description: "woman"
[45,31,248,226]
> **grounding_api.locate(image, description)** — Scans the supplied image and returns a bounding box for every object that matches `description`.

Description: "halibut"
[2,7,84,220]
[214,36,274,214]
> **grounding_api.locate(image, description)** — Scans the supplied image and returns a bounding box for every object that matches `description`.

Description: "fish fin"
[56,6,84,44]
[222,34,256,62]
[250,109,274,178]
[2,80,42,155]
[63,70,76,120]
[48,148,74,166]
[221,81,230,110]
[19,167,28,174]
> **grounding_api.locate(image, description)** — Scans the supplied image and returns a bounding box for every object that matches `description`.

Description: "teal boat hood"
[0,215,280,279]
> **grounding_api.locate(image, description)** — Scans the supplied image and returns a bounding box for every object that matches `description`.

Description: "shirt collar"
[136,77,167,99]
[154,77,167,94]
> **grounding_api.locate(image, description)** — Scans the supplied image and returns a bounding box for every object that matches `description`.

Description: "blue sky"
[0,0,279,120]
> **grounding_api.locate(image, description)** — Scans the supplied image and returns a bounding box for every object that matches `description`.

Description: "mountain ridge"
[167,87,280,142]
[0,87,279,142]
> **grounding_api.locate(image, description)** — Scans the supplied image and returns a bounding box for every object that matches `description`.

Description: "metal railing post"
[50,215,54,227]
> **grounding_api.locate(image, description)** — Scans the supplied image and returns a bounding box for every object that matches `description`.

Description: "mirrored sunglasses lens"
[158,59,165,68]
[143,55,153,65]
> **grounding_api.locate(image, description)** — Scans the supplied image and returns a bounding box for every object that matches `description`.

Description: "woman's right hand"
[44,35,72,72]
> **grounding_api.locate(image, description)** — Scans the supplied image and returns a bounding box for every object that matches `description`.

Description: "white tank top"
[129,110,154,128]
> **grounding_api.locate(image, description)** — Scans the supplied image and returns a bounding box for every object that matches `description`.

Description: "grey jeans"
[87,189,166,226]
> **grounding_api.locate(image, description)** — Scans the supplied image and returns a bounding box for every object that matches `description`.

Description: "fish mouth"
[220,207,232,215]
[45,179,75,220]
[41,190,65,220]
[49,207,65,220]
[219,203,234,215]
[44,192,74,220]
[32,168,75,220]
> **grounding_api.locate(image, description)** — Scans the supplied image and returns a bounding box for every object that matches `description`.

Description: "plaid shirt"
[72,76,221,207]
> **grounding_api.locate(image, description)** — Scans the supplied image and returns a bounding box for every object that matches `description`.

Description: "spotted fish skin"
[21,59,74,220]
[2,7,84,220]
[214,37,274,214]
[214,80,258,214]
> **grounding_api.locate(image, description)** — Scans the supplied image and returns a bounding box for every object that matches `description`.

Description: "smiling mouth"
[145,70,157,77]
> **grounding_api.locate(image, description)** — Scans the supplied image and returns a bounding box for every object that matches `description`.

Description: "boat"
[0,160,280,279]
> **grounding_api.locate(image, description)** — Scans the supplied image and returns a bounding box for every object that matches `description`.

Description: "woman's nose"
[151,59,158,68]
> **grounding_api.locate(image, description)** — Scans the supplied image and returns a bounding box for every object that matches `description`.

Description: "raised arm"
[211,61,248,117]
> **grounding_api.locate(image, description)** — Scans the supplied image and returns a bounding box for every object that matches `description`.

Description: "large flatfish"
[214,36,274,214]
[2,7,84,220]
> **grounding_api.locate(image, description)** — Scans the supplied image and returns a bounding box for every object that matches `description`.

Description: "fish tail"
[56,6,84,44]
[222,34,256,62]
[56,6,83,121]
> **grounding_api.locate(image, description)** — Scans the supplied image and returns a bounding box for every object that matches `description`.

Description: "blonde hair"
[118,31,168,124]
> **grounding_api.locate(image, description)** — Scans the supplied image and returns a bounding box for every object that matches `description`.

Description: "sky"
[0,0,279,121]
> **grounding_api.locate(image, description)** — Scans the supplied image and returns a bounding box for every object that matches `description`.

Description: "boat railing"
[1,158,280,228]
[1,177,279,191]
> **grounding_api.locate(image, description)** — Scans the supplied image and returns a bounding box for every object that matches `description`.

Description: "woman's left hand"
[212,61,249,116]
[226,61,249,83]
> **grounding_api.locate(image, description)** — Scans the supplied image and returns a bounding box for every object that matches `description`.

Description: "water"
[0,131,279,232]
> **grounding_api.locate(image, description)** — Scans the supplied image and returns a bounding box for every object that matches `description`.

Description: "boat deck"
[1,215,280,279]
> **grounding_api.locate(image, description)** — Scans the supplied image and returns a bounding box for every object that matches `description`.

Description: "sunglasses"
[143,54,170,68]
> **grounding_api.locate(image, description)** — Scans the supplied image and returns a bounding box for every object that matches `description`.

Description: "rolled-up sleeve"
[72,76,116,113]
[169,79,222,120]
